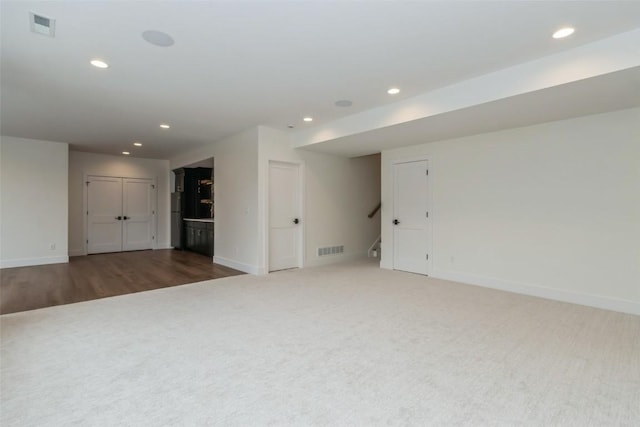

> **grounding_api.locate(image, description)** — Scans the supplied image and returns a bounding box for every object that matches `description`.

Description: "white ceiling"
[2,1,640,159]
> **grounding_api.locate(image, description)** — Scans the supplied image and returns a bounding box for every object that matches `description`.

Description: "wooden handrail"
[368,202,381,218]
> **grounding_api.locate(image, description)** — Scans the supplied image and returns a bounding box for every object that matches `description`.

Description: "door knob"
[393,219,400,225]
[116,216,122,220]
[123,216,129,220]
[293,218,300,224]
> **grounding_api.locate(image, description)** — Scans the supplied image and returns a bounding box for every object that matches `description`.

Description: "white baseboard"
[219,252,368,275]
[0,255,69,269]
[431,269,640,316]
[213,256,260,275]
[304,251,367,268]
[70,244,172,256]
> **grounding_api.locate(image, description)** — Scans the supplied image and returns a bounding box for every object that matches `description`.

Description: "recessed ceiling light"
[553,27,575,39]
[90,59,109,69]
[122,151,130,155]
[303,117,313,122]
[133,142,142,147]
[387,88,400,95]
[335,100,353,107]
[160,124,170,129]
[142,30,175,47]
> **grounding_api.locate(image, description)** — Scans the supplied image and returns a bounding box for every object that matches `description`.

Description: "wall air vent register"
[317,245,344,257]
[30,12,56,37]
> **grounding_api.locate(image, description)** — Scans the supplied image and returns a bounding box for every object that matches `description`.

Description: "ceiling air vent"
[29,12,56,37]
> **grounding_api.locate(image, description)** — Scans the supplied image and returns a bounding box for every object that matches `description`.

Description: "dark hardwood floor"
[0,250,244,315]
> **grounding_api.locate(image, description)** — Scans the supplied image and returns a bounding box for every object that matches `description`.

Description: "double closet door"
[87,176,156,254]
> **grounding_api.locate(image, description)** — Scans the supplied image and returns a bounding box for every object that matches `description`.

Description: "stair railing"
[368,202,381,218]
[368,235,381,258]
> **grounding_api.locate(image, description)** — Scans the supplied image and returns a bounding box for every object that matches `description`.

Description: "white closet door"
[392,160,430,275]
[269,162,301,272]
[87,176,123,254]
[122,178,154,251]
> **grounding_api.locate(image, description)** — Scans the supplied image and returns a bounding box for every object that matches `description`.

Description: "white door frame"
[390,157,433,275]
[83,174,157,255]
[266,160,304,272]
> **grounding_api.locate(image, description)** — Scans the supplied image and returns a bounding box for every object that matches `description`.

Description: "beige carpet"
[1,258,638,426]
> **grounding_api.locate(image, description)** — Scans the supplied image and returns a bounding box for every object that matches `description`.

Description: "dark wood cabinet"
[184,220,214,257]
[172,167,213,219]
[197,178,213,219]
[184,170,197,219]
[173,166,214,256]
[183,167,213,219]
[207,226,214,255]
[185,222,196,252]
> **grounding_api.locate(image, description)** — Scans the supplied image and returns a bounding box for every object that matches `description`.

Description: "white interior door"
[269,162,301,272]
[87,176,123,254]
[87,176,155,254]
[392,160,429,275]
[123,178,154,251]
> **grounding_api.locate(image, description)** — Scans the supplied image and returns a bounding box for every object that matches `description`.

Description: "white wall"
[68,151,170,256]
[0,136,69,268]
[258,126,381,272]
[381,108,640,314]
[170,143,215,173]
[211,128,260,272]
[171,128,260,273]
[170,126,380,275]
